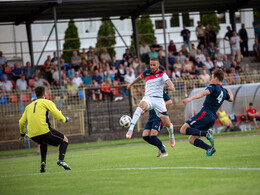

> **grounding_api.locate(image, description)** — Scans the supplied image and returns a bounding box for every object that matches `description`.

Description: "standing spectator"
[151,40,161,52]
[195,50,206,63]
[247,102,260,130]
[51,51,58,65]
[195,21,205,46]
[16,75,28,91]
[224,26,234,50]
[100,48,111,63]
[12,63,23,81]
[73,72,83,87]
[0,51,7,66]
[92,69,102,84]
[230,31,241,62]
[2,75,13,92]
[176,51,186,65]
[239,23,248,57]
[205,25,217,47]
[140,41,151,63]
[158,51,166,70]
[208,42,216,60]
[168,40,177,54]
[253,39,260,60]
[71,50,81,70]
[82,71,91,85]
[253,16,260,42]
[123,49,133,61]
[23,61,35,81]
[148,47,158,58]
[180,24,191,50]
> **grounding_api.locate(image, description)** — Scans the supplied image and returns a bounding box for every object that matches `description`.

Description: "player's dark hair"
[35,86,45,98]
[150,57,159,62]
[249,102,253,106]
[213,69,224,82]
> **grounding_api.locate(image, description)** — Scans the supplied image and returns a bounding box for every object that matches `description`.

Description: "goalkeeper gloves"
[65,116,72,122]
[18,134,28,142]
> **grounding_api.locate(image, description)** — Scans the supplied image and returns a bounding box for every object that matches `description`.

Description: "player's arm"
[45,101,71,123]
[19,108,27,136]
[165,99,173,108]
[127,75,142,89]
[183,89,210,104]
[226,88,233,102]
[166,79,175,91]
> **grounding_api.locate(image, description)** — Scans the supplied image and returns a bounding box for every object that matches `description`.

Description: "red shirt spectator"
[168,40,177,54]
[246,102,260,130]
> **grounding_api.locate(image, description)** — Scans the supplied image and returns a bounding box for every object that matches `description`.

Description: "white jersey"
[140,69,169,98]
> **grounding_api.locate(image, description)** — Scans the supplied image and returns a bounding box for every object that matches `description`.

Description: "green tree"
[96,18,116,57]
[62,19,81,63]
[130,15,156,55]
[201,13,220,34]
[254,9,260,20]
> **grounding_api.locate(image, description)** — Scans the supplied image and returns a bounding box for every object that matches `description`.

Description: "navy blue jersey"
[203,84,230,116]
[148,90,171,122]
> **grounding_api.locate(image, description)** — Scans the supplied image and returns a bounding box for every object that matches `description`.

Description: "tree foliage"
[201,13,220,34]
[96,18,116,57]
[62,19,80,63]
[254,9,260,20]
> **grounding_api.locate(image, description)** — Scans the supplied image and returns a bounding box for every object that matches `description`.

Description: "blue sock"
[150,136,166,153]
[186,127,207,136]
[143,136,156,146]
[194,139,211,151]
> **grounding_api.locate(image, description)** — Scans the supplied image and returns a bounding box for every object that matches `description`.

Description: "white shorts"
[141,96,168,118]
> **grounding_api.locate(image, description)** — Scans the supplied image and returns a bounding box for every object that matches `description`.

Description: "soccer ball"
[119,115,131,128]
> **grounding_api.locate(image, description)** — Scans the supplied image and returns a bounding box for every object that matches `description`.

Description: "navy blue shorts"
[144,120,164,132]
[186,109,216,131]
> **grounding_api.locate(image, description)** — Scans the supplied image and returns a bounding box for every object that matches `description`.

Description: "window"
[182,13,193,27]
[235,11,241,23]
[155,20,167,29]
[217,13,226,24]
[170,14,179,27]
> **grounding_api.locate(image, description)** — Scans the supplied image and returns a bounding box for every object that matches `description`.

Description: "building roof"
[1,0,260,25]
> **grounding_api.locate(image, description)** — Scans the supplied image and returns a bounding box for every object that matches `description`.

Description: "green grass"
[0,130,259,157]
[0,135,260,195]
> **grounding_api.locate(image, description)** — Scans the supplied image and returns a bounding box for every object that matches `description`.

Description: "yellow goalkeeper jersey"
[19,98,66,138]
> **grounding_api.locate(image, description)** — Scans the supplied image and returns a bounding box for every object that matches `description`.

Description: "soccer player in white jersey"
[126,57,176,147]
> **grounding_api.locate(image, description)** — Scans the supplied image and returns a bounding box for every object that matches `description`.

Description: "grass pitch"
[0,135,260,195]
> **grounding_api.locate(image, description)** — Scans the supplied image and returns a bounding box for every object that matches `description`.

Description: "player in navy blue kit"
[142,90,173,157]
[181,69,233,156]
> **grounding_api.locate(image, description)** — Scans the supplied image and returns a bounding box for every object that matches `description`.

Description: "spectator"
[91,80,102,101]
[195,49,206,63]
[199,44,208,57]
[195,21,205,46]
[222,55,232,73]
[168,40,177,54]
[71,50,81,70]
[224,26,234,50]
[200,69,210,86]
[159,45,166,57]
[230,31,241,62]
[42,60,53,84]
[194,57,203,68]
[231,60,241,72]
[16,75,28,91]
[124,68,136,84]
[123,49,133,61]
[33,75,50,89]
[158,51,166,70]
[73,72,83,87]
[183,58,194,72]
[180,24,191,50]
[203,56,214,73]
[168,52,176,68]
[132,57,140,70]
[215,57,224,69]
[151,40,161,52]
[148,47,158,58]
[110,56,119,68]
[0,51,7,66]
[80,58,88,71]
[104,68,114,84]
[247,102,260,130]
[217,106,232,131]
[116,64,125,82]
[180,45,189,57]
[205,25,217,46]
[239,23,248,57]
[229,67,240,84]
[100,48,111,63]
[101,78,113,101]
[176,51,186,65]
[12,63,23,81]
[1,75,13,92]
[82,71,91,85]
[252,16,260,42]
[62,73,70,87]
[68,68,76,78]
[171,66,181,80]
[189,44,197,60]
[135,61,147,77]
[88,50,99,64]
[81,48,87,59]
[253,39,260,60]
[92,69,102,84]
[51,51,58,65]
[67,78,78,97]
[140,41,151,63]
[23,61,35,81]
[208,42,216,60]
[173,58,182,70]
[52,65,62,86]
[214,48,224,59]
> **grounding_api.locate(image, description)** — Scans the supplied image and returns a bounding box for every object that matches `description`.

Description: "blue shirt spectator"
[82,71,92,85]
[110,56,120,68]
[67,68,76,78]
[92,70,102,84]
[0,51,7,65]
[23,61,35,80]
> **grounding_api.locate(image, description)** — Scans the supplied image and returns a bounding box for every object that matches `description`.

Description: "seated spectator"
[116,64,126,82]
[199,44,208,57]
[23,61,35,81]
[91,80,102,101]
[229,67,240,84]
[168,52,176,68]
[124,68,136,84]
[183,58,194,71]
[200,69,210,86]
[123,49,133,61]
[217,106,232,131]
[82,71,91,85]
[42,55,52,72]
[71,50,81,70]
[176,51,186,65]
[110,56,119,68]
[214,48,224,59]
[134,61,147,77]
[215,56,224,68]
[51,51,58,65]
[195,50,206,63]
[207,42,216,60]
[168,40,177,54]
[180,45,189,57]
[101,78,113,101]
[67,78,78,97]
[104,68,114,84]
[231,60,241,72]
[68,68,76,78]
[81,48,87,59]
[33,75,50,89]
[110,66,117,78]
[151,40,161,52]
[41,60,53,83]
[173,58,182,70]
[73,72,83,87]
[87,50,99,63]
[1,75,13,93]
[92,69,102,84]
[16,75,28,91]
[0,65,3,78]
[140,41,151,63]
[172,67,181,80]
[253,39,260,60]
[159,45,166,56]
[194,57,203,68]
[132,57,140,70]
[0,51,7,66]
[12,63,23,81]
[222,55,232,73]
[52,65,63,86]
[189,43,196,60]
[148,47,158,58]
[247,102,260,130]
[204,56,214,73]
[158,51,166,70]
[100,48,111,63]
[62,73,70,87]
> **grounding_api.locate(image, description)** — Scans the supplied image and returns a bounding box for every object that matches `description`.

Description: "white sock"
[129,107,143,131]
[166,123,174,135]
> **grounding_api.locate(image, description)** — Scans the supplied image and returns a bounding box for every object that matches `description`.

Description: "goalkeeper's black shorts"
[31,128,64,146]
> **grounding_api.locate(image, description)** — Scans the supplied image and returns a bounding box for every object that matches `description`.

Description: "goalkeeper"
[19,86,72,173]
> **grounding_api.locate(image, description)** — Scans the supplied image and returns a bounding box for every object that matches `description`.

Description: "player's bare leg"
[126,101,148,138]
[160,116,175,148]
